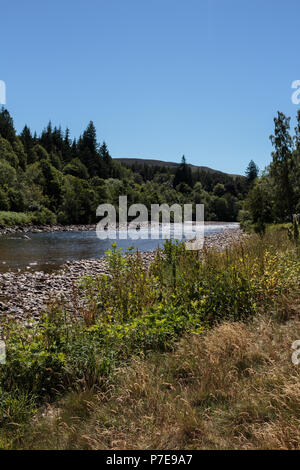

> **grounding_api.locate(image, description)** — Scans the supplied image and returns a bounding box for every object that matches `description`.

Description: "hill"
[114,157,242,178]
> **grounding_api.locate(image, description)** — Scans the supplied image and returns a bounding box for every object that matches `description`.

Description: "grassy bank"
[19,313,300,450]
[0,211,34,227]
[1,228,300,449]
[0,209,58,227]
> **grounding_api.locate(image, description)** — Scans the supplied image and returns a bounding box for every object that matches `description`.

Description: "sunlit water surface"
[0,223,239,272]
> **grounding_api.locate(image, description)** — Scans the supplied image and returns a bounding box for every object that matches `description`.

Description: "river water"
[0,223,239,272]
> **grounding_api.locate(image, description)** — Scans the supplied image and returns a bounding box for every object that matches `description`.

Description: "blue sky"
[1,0,300,175]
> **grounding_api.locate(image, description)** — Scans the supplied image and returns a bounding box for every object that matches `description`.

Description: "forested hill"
[115,158,241,178]
[0,107,253,226]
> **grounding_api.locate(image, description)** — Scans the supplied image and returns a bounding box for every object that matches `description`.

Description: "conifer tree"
[0,107,15,142]
[173,155,193,188]
[245,160,259,184]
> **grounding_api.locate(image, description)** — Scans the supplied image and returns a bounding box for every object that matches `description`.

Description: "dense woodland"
[0,107,254,225]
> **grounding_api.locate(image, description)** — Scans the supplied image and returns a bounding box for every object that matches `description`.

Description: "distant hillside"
[114,158,242,178]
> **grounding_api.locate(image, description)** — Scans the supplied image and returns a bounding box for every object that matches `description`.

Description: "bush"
[32,207,57,225]
[8,188,26,212]
[0,211,33,226]
[238,209,252,231]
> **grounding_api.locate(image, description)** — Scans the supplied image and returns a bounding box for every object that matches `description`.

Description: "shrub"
[32,207,57,225]
[0,211,33,226]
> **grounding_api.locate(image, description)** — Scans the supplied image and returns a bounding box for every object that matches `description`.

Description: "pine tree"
[0,107,16,142]
[99,141,113,178]
[245,160,259,184]
[79,121,101,176]
[20,125,33,154]
[62,128,72,162]
[173,155,193,188]
[80,121,98,154]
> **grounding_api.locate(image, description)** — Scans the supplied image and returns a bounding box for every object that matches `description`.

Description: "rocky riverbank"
[0,229,248,321]
[0,224,97,236]
[0,221,237,236]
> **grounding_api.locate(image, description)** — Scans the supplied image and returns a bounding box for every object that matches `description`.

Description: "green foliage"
[0,137,18,168]
[0,388,37,427]
[288,215,300,256]
[7,188,26,212]
[0,108,248,226]
[0,211,34,226]
[173,155,193,188]
[269,112,296,218]
[64,158,89,179]
[0,190,10,211]
[32,207,57,225]
[1,230,300,445]
[245,160,259,184]
[213,183,225,197]
[31,144,49,162]
[59,175,97,224]
[0,107,16,142]
[0,162,17,194]
[244,110,300,227]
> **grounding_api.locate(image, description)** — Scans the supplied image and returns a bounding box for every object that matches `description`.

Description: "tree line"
[0,107,252,225]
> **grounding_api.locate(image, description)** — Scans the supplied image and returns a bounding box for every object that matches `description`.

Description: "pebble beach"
[0,228,248,321]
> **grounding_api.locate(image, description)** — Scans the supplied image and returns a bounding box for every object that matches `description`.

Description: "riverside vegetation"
[240,110,300,233]
[0,107,250,227]
[1,107,300,450]
[0,222,300,449]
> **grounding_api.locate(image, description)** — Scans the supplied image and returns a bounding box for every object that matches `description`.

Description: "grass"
[0,211,34,226]
[16,312,300,450]
[0,209,57,227]
[0,229,300,449]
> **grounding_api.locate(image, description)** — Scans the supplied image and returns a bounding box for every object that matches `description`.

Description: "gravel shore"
[0,224,97,236]
[0,228,247,321]
[0,221,237,236]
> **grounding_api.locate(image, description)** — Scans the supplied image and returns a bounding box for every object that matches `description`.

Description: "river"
[0,223,239,272]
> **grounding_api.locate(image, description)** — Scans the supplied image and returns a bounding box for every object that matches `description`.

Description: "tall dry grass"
[17,308,300,450]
